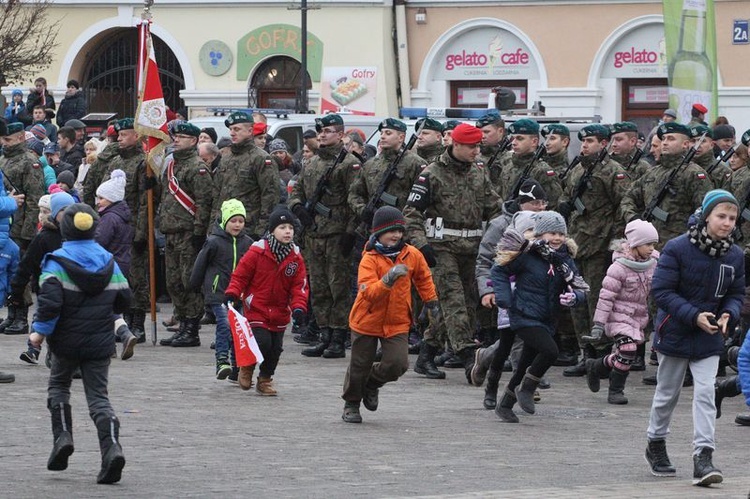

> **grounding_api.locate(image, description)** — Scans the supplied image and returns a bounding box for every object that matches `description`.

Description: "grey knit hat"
[510,211,537,234]
[533,211,567,236]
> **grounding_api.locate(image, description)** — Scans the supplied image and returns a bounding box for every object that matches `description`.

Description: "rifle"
[485,135,512,180]
[559,155,582,182]
[706,146,735,175]
[298,147,348,240]
[566,146,608,219]
[1,169,23,197]
[626,147,644,171]
[357,133,418,234]
[508,140,546,200]
[642,133,706,223]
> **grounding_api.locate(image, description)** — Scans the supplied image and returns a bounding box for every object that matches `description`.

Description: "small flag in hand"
[227,303,264,367]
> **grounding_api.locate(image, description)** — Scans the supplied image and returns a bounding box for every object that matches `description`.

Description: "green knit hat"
[220,199,246,229]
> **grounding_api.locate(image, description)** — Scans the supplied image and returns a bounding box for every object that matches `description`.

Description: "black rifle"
[1,170,23,197]
[559,155,582,182]
[358,133,418,233]
[706,146,735,175]
[485,135,512,180]
[509,140,546,200]
[298,147,348,240]
[626,147,644,170]
[566,146,608,219]
[642,133,706,223]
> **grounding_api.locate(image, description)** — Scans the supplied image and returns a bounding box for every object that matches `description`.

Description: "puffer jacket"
[95,201,133,276]
[652,233,744,359]
[593,240,659,342]
[738,332,750,407]
[225,238,307,332]
[0,173,19,305]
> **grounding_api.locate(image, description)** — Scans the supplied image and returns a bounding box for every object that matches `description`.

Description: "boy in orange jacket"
[342,206,439,423]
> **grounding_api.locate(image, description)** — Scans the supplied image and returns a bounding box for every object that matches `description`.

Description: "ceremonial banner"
[228,303,264,367]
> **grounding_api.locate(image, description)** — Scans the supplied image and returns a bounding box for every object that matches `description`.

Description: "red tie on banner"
[227,303,264,367]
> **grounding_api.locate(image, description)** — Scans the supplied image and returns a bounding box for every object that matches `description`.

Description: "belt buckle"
[461,229,468,238]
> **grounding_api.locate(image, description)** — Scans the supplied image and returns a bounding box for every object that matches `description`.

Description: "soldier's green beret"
[688,124,712,140]
[224,111,252,128]
[415,117,444,133]
[476,110,504,129]
[541,124,569,138]
[507,119,539,136]
[442,120,461,132]
[611,122,638,134]
[656,122,691,139]
[741,129,750,147]
[578,124,611,141]
[5,122,24,135]
[174,122,202,138]
[113,118,134,132]
[315,114,344,132]
[378,118,407,133]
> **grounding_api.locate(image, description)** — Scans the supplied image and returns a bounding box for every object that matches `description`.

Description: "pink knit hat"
[625,219,658,248]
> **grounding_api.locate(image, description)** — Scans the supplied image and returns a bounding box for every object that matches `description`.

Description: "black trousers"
[253,327,284,377]
[506,326,558,392]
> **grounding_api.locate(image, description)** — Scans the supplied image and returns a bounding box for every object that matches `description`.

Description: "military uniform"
[477,144,512,190]
[694,150,732,190]
[1,143,44,245]
[498,153,562,209]
[545,149,569,174]
[611,151,649,181]
[83,141,119,208]
[416,143,444,165]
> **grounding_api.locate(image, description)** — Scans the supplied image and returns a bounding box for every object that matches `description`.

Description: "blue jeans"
[211,303,234,365]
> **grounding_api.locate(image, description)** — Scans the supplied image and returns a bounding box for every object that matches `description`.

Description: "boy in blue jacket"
[0,165,21,383]
[28,204,132,484]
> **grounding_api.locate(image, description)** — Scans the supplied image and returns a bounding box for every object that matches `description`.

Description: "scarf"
[688,224,733,258]
[367,235,404,259]
[266,233,293,263]
[532,241,590,293]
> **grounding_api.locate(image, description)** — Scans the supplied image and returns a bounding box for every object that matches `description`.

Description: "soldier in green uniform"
[610,122,650,181]
[212,111,280,239]
[498,119,562,209]
[415,118,444,165]
[404,123,501,382]
[289,114,360,359]
[476,110,511,189]
[689,125,732,190]
[558,124,632,376]
[157,123,214,347]
[728,132,750,240]
[441,120,461,148]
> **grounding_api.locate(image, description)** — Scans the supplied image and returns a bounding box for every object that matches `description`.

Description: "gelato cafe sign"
[602,23,668,78]
[434,27,539,80]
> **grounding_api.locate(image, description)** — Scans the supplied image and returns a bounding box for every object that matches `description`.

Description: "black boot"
[483,369,501,410]
[302,327,331,357]
[322,329,346,358]
[645,439,676,476]
[586,357,608,393]
[0,304,17,333]
[714,376,740,419]
[608,368,629,405]
[692,447,722,486]
[293,324,318,345]
[495,389,519,423]
[414,342,445,379]
[95,415,125,484]
[171,317,201,347]
[457,346,477,384]
[47,402,74,471]
[443,353,464,368]
[515,371,541,414]
[434,346,453,367]
[130,310,146,344]
[563,344,595,377]
[159,319,184,346]
[735,413,750,425]
[630,343,646,371]
[4,305,28,335]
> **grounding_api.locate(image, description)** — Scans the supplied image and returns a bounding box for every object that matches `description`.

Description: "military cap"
[378,118,407,133]
[741,129,750,147]
[578,124,611,141]
[315,114,344,132]
[442,120,461,132]
[541,124,569,138]
[688,124,712,140]
[114,118,134,132]
[507,119,539,136]
[415,117,444,133]
[173,122,201,138]
[611,122,638,134]
[692,103,708,114]
[475,110,504,129]
[224,111,252,128]
[5,122,24,135]
[656,122,691,139]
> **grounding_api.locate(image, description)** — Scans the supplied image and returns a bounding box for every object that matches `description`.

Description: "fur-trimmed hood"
[494,232,578,266]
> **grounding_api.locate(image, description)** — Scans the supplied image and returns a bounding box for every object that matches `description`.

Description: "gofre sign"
[236,24,324,82]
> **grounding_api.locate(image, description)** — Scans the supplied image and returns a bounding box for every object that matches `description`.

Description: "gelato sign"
[434,27,539,80]
[602,23,668,78]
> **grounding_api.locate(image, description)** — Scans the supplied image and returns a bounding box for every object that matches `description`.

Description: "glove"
[559,287,577,307]
[382,263,408,287]
[360,206,375,227]
[557,201,573,221]
[224,293,241,309]
[582,322,605,342]
[292,308,307,327]
[132,239,147,253]
[419,244,437,268]
[292,204,314,228]
[424,300,442,325]
[340,233,356,257]
[144,175,157,190]
[192,234,206,252]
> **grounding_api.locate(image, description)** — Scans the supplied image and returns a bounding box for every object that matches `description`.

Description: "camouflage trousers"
[424,246,477,354]
[304,235,352,330]
[129,245,151,312]
[571,251,612,350]
[165,232,204,319]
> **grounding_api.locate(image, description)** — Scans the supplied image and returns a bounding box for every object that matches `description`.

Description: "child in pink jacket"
[584,219,659,404]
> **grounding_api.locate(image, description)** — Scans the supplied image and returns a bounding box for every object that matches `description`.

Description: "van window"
[274,126,303,155]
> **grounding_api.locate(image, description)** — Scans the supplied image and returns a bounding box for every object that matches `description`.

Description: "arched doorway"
[81,29,185,119]
[249,56,312,110]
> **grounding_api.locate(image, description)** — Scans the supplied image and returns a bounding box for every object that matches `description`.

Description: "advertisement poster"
[319,66,377,116]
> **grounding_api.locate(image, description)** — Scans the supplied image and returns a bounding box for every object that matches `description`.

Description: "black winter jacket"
[189,223,252,305]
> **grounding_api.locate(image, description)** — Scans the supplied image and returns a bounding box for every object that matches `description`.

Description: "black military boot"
[692,447,722,486]
[47,402,74,471]
[586,357,608,393]
[495,389,519,423]
[301,327,331,357]
[483,369,501,410]
[130,310,146,344]
[515,371,541,414]
[608,368,629,405]
[159,319,184,346]
[631,343,646,371]
[4,305,29,335]
[414,342,446,379]
[95,415,125,484]
[714,376,740,419]
[322,329,346,358]
[458,346,477,384]
[563,344,595,377]
[0,304,16,333]
[434,346,454,367]
[735,413,750,425]
[645,439,676,476]
[171,317,201,347]
[293,323,318,345]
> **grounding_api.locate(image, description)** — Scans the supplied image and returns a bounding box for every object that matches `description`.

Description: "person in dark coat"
[645,189,745,486]
[56,80,87,127]
[26,77,55,113]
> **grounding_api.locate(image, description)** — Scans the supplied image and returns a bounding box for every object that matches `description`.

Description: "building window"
[450,80,527,109]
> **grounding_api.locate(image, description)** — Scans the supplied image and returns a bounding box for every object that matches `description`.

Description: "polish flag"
[227,303,264,367]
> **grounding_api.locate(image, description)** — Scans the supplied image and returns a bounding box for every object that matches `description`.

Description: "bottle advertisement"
[662,0,718,124]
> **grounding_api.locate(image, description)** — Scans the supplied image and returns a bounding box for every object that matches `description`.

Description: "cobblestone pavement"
[1,304,749,498]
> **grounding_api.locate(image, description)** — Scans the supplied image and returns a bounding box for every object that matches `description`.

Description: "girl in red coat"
[225,207,308,396]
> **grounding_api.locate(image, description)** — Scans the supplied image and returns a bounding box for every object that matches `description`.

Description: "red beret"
[106,125,117,137]
[253,122,267,136]
[692,103,708,114]
[451,123,483,145]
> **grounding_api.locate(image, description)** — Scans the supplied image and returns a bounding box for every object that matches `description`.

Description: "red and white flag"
[135,18,171,175]
[227,303,264,367]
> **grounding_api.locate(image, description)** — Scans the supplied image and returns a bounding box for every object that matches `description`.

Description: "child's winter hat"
[510,211,537,235]
[50,192,75,219]
[516,179,547,205]
[39,194,51,211]
[61,203,99,241]
[533,211,567,236]
[268,206,297,233]
[625,219,658,248]
[701,189,739,218]
[371,206,406,238]
[56,170,75,189]
[30,124,47,141]
[220,199,246,229]
[96,169,126,203]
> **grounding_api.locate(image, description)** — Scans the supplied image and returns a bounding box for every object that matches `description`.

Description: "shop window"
[450,80,527,109]
[622,78,668,133]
